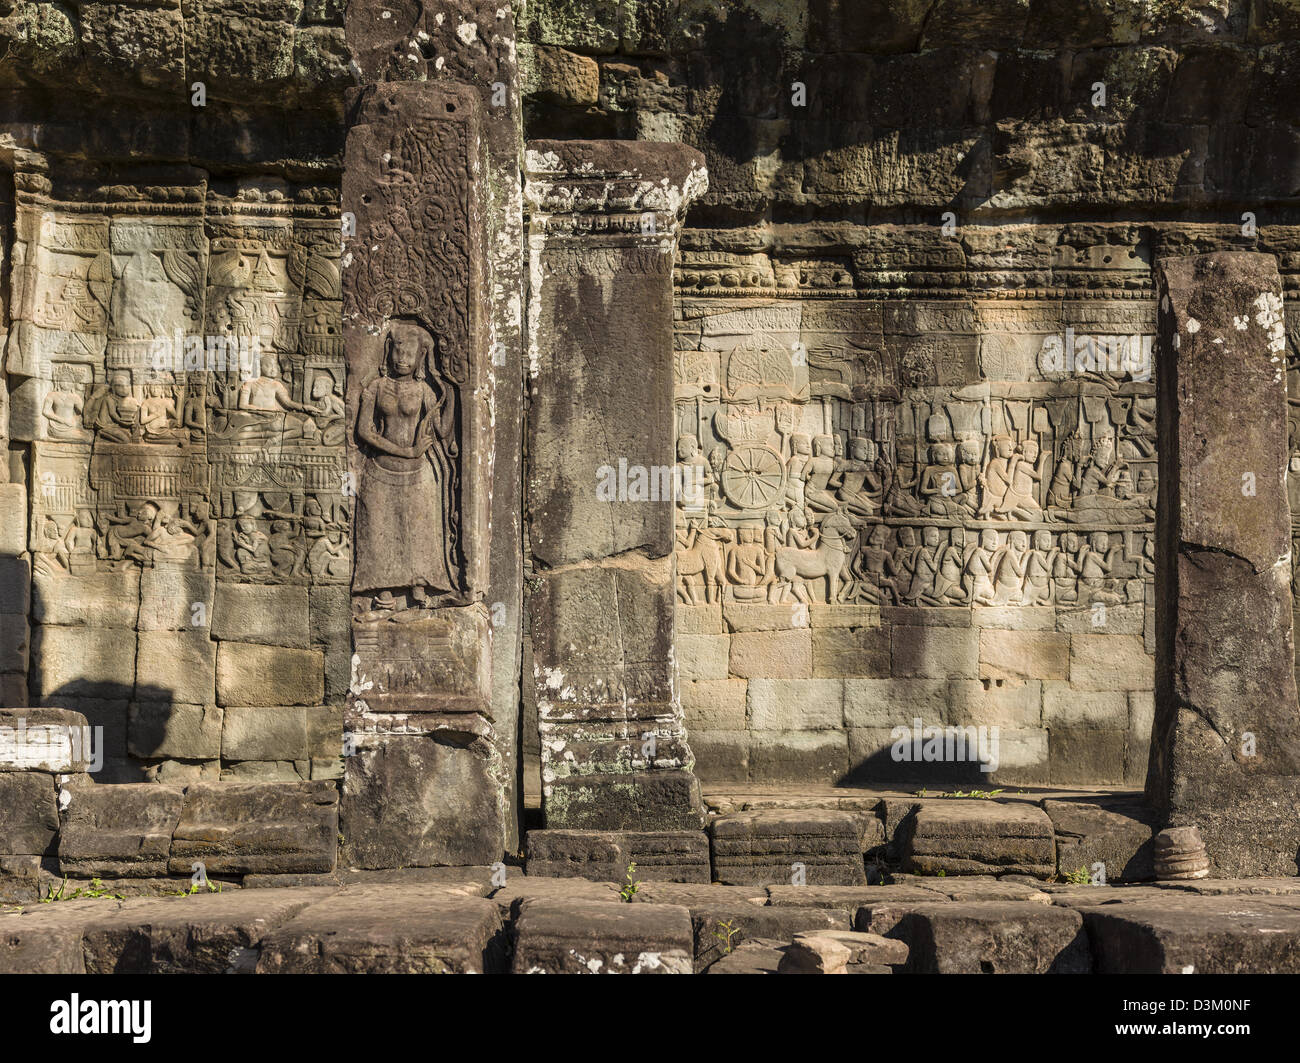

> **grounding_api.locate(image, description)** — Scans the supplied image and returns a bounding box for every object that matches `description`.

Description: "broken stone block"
[691,903,850,971]
[0,772,58,855]
[340,732,504,868]
[710,810,869,885]
[58,780,185,877]
[776,931,852,973]
[526,829,711,883]
[778,929,910,973]
[898,800,1055,877]
[704,937,786,974]
[511,900,694,974]
[0,707,92,772]
[257,887,508,974]
[216,642,324,707]
[1085,896,1300,973]
[1044,796,1158,882]
[0,904,91,973]
[170,781,338,875]
[904,901,1091,974]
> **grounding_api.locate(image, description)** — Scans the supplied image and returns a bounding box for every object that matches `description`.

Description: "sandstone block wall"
[521,0,1300,789]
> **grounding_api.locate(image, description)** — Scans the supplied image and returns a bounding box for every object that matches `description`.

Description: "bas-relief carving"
[341,82,492,722]
[673,300,1157,608]
[13,182,349,591]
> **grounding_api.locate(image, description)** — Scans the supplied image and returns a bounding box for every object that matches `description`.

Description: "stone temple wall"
[519,0,1300,788]
[0,0,351,783]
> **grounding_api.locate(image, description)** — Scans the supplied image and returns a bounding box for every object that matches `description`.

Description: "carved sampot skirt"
[353,452,454,596]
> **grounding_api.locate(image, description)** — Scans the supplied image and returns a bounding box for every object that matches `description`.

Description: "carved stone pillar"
[340,1,524,865]
[1149,251,1300,876]
[524,140,708,831]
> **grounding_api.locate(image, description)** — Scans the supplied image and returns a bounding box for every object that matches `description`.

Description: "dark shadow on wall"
[39,681,181,785]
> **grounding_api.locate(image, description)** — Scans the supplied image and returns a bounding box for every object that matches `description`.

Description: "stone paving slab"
[256,886,507,974]
[1084,895,1300,973]
[511,900,694,974]
[903,901,1091,974]
[3,875,1300,973]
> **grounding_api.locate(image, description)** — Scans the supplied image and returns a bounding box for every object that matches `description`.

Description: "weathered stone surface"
[1151,251,1300,876]
[691,903,850,971]
[58,781,185,878]
[1044,797,1159,882]
[1085,896,1300,973]
[704,936,786,974]
[216,643,324,707]
[211,584,311,648]
[170,781,338,875]
[0,772,59,856]
[512,900,695,973]
[341,733,503,868]
[545,772,706,832]
[257,887,507,974]
[128,702,223,761]
[80,890,334,974]
[526,830,710,883]
[710,810,868,885]
[903,901,1091,974]
[778,929,909,973]
[898,800,1055,877]
[490,876,623,915]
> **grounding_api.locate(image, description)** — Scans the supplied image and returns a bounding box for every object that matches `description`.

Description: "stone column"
[524,140,708,831]
[1149,251,1300,876]
[340,0,524,865]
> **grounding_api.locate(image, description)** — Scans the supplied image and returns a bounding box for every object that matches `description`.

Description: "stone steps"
[5,871,1300,974]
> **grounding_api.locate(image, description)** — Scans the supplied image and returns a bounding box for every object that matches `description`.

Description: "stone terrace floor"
[5,868,1300,973]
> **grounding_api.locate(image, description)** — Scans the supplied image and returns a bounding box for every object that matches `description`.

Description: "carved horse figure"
[774,510,856,604]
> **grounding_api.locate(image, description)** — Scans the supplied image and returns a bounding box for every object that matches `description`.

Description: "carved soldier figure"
[848,523,892,604]
[233,515,273,577]
[976,436,1015,518]
[1023,529,1056,605]
[353,320,460,620]
[963,527,1000,606]
[1053,530,1082,602]
[1078,530,1124,603]
[903,525,943,605]
[998,438,1045,519]
[935,527,969,603]
[991,529,1030,605]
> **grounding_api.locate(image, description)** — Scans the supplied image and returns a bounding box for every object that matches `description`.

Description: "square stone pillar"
[340,1,524,866]
[525,141,708,831]
[1149,251,1300,876]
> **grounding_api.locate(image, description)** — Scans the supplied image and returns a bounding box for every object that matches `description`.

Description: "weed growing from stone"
[620,861,640,902]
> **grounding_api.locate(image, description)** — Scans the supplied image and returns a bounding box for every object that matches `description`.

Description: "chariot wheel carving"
[721,444,786,510]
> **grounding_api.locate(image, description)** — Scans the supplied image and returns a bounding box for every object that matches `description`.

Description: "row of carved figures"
[677,513,1152,607]
[32,495,350,583]
[674,416,1155,525]
[40,357,345,448]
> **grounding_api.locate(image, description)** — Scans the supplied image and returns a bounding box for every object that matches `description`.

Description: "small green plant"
[928,788,1005,800]
[41,877,124,902]
[619,861,640,902]
[1062,866,1092,885]
[167,878,223,897]
[713,919,741,955]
